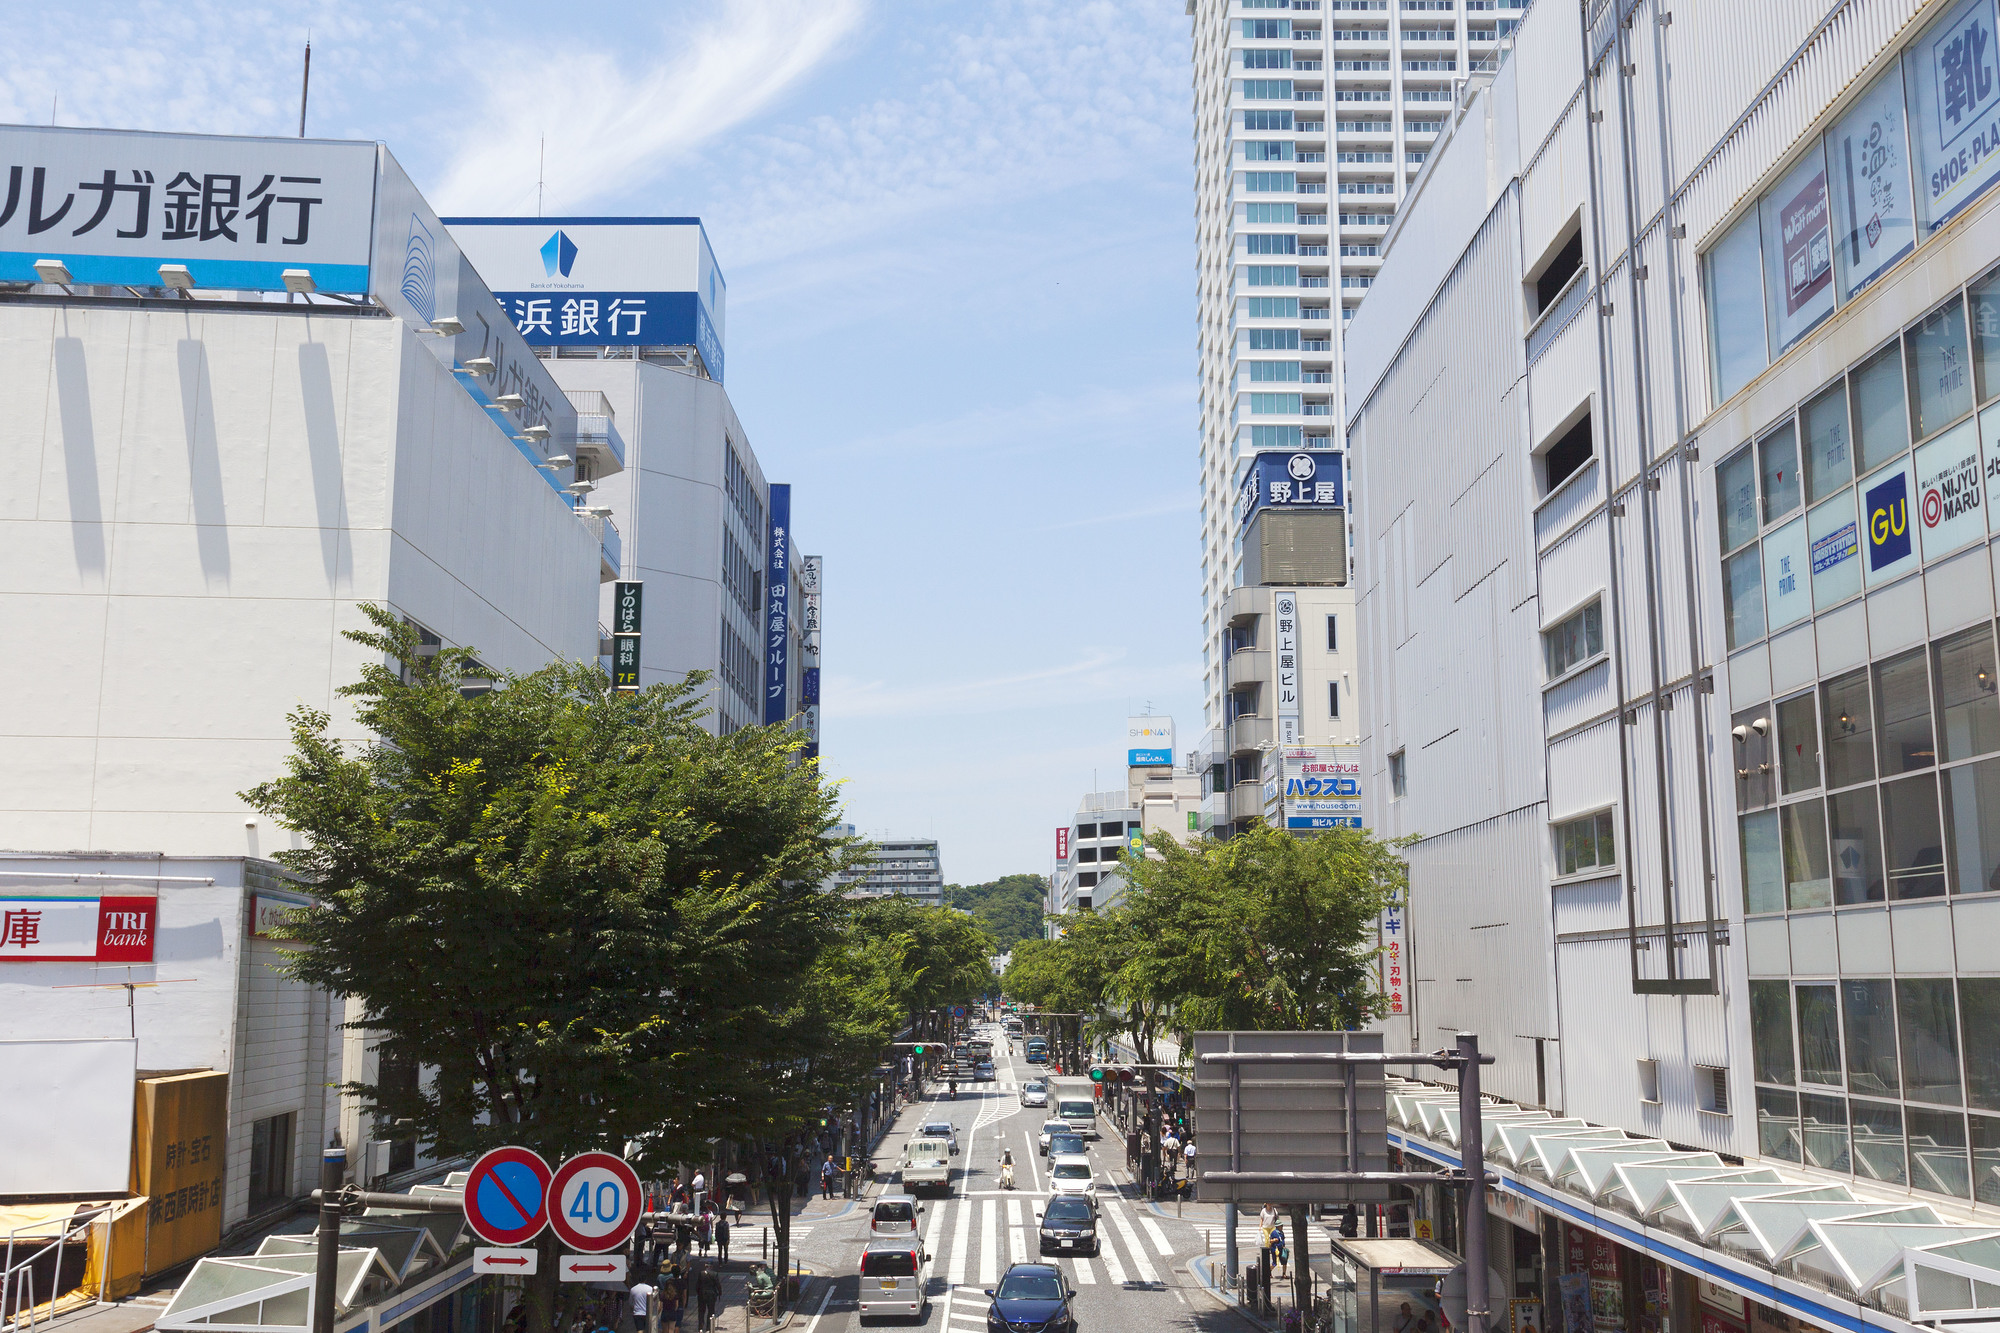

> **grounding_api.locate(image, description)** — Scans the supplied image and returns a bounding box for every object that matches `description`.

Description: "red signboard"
[1056,828,1069,862]
[463,1146,553,1247]
[0,895,156,962]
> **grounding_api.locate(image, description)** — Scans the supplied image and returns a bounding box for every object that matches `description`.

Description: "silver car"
[1019,1080,1048,1108]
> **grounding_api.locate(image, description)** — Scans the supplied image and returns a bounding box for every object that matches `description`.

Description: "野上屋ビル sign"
[0,895,154,962]
[442,219,728,380]
[0,126,377,291]
[1236,451,1344,528]
[1274,592,1301,745]
[1126,716,1175,767]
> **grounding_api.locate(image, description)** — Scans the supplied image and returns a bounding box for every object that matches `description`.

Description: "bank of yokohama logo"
[400,216,437,324]
[541,230,578,278]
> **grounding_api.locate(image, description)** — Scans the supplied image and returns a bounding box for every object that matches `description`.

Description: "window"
[1329,681,1341,717]
[1716,444,1760,552]
[1797,983,1843,1086]
[1697,1066,1731,1115]
[1829,786,1887,903]
[1758,1087,1803,1162]
[1637,1060,1661,1104]
[1247,297,1300,318]
[1541,599,1603,680]
[1243,79,1296,100]
[1759,422,1802,523]
[1876,647,1936,775]
[1723,547,1763,646]
[1934,625,2000,761]
[1802,1092,1850,1170]
[1826,65,1914,300]
[1777,691,1821,794]
[1952,757,2000,895]
[1802,379,1854,501]
[1742,810,1785,914]
[1246,233,1298,254]
[1821,668,1876,787]
[1781,798,1831,908]
[1552,809,1615,876]
[1326,614,1338,652]
[1249,361,1302,382]
[1249,327,1300,349]
[1077,847,1097,863]
[1962,979,2000,1111]
[1751,980,1796,1086]
[1851,339,1910,473]
[248,1111,295,1214]
[1908,1108,1971,1197]
[1706,211,1768,404]
[1389,750,1406,798]
[1733,706,1775,810]
[1244,18,1293,37]
[1077,872,1098,887]
[1972,267,2000,400]
[1540,413,1594,492]
[1244,48,1295,70]
[1898,979,1963,1104]
[1758,144,1837,355]
[1530,229,1583,316]
[1245,171,1298,193]
[1843,978,1901,1097]
[1883,772,1947,898]
[1245,139,1296,162]
[1245,110,1295,131]
[1250,393,1302,414]
[1247,266,1299,287]
[1074,823,1096,839]
[1907,295,1974,439]
[1852,1099,1907,1184]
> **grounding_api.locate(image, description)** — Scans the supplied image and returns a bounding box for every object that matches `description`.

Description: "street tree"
[243,607,849,1333]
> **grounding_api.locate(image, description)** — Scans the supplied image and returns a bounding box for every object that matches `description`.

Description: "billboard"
[0,125,376,290]
[443,218,727,379]
[1274,591,1301,745]
[764,485,792,725]
[800,555,823,764]
[1126,716,1175,767]
[1236,450,1344,528]
[0,894,155,961]
[1283,745,1364,830]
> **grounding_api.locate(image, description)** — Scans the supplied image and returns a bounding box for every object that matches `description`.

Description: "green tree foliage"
[941,873,1046,951]
[243,607,851,1330]
[846,894,998,1015]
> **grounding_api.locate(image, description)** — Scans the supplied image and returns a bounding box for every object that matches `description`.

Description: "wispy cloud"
[430,0,868,215]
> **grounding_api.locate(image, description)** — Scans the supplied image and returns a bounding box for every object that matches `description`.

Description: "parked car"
[983,1264,1076,1333]
[1036,1195,1099,1256]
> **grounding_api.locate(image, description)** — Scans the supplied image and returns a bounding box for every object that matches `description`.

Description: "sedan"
[1036,1195,1099,1256]
[919,1121,961,1156]
[985,1263,1076,1333]
[975,1061,996,1082]
[1037,1119,1069,1156]
[1019,1082,1048,1108]
[1046,1132,1086,1159]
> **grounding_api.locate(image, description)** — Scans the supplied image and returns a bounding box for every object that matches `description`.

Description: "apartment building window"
[1078,847,1098,863]
[1326,614,1338,651]
[1246,172,1298,193]
[1389,750,1407,798]
[1250,361,1302,382]
[1328,680,1341,718]
[1247,203,1298,225]
[1243,80,1296,100]
[1245,140,1296,162]
[1248,327,1300,349]
[1250,393,1302,414]
[248,1111,295,1213]
[1251,425,1303,448]
[1244,49,1295,70]
[1245,110,1295,131]
[1538,411,1595,492]
[1245,18,1293,38]
[1247,266,1300,287]
[1542,598,1604,679]
[1552,808,1615,876]
[1246,233,1298,254]
[1247,297,1300,318]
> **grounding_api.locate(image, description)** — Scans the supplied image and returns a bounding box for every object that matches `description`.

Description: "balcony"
[1300,244,1329,256]
[1227,650,1273,689]
[581,511,621,583]
[1228,783,1269,822]
[1228,715,1275,753]
[1301,275,1329,288]
[1298,151,1328,163]
[1295,59,1324,70]
[565,388,628,473]
[1298,181,1328,194]
[1301,338,1332,351]
[1302,307,1332,319]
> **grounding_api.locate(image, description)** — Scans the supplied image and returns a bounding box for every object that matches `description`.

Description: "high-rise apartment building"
[830,839,945,907]
[1188,0,1526,770]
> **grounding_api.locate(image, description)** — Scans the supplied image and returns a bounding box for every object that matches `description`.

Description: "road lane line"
[1104,1205,1160,1284]
[1023,1130,1043,1192]
[1006,1197,1027,1266]
[947,1195,971,1288]
[1141,1213,1174,1255]
[796,1276,835,1333]
[978,1199,999,1286]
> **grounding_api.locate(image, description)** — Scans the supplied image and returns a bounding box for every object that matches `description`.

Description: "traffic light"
[1089,1066,1106,1082]
[912,1045,926,1056]
[1118,1068,1135,1085]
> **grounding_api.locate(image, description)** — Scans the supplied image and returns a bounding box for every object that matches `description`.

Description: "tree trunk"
[523,1229,578,1333]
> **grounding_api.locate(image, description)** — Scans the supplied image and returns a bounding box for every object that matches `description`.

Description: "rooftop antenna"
[298,38,311,137]
[50,92,57,126]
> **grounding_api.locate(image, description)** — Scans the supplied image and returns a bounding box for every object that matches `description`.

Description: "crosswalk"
[906,1195,1176,1294]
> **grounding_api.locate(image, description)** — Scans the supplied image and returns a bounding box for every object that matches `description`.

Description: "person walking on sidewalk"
[714,1213,731,1265]
[694,1263,721,1332]
[695,1206,713,1258]
[819,1154,838,1199]
[626,1280,652,1333]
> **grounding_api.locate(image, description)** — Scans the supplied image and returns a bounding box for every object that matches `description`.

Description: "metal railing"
[2,1204,116,1333]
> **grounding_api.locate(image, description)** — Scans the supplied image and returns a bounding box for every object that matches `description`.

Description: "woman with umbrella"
[723,1172,748,1222]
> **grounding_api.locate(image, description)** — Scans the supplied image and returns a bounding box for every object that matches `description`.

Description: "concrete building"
[0,124,610,1242]
[1050,769,1204,916]
[832,838,945,906]
[1187,0,1528,755]
[1348,0,2000,1322]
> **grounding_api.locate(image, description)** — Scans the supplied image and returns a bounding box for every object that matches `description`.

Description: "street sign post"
[558,1253,627,1283]
[463,1147,554,1247]
[473,1248,540,1275]
[547,1151,643,1253]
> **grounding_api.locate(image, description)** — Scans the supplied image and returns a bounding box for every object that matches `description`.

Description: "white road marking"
[979,1199,999,1286]
[1141,1213,1174,1255]
[948,1196,971,1288]
[1023,1130,1043,1192]
[1007,1197,1027,1266]
[1068,1250,1097,1284]
[1103,1205,1160,1283]
[796,1277,835,1333]
[1098,1225,1129,1286]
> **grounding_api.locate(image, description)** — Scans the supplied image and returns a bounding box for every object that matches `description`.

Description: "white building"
[1187,0,1529,763]
[832,839,945,906]
[0,124,610,1242]
[1349,0,2000,1323]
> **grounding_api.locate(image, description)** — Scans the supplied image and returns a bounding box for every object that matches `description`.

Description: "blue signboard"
[764,485,791,725]
[1236,450,1344,527]
[1289,816,1364,830]
[1128,748,1173,766]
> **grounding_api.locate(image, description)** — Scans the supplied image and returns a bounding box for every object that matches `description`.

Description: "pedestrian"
[695,1262,722,1332]
[1271,1220,1289,1278]
[1393,1302,1417,1333]
[674,1214,693,1260]
[715,1213,731,1265]
[1259,1202,1278,1233]
[696,1207,712,1258]
[658,1274,683,1331]
[690,1169,707,1212]
[627,1279,653,1333]
[1183,1137,1197,1183]
[1126,1129,1142,1173]
[728,1184,746,1222]
[819,1154,838,1199]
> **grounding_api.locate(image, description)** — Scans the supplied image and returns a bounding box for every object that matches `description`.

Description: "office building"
[0,124,610,1247]
[1187,0,1526,762]
[832,839,945,906]
[1348,0,2000,1321]
[1050,719,1205,918]
[445,218,818,741]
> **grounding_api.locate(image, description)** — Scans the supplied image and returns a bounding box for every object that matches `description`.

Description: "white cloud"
[428,0,868,215]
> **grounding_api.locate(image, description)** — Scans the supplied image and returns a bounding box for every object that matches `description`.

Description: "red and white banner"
[0,896,155,962]
[1055,828,1069,862]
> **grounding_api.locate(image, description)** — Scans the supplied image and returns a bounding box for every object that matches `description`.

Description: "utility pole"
[311,1146,344,1333]
[298,40,311,138]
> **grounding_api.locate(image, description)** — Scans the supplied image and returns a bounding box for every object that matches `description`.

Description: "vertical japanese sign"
[1378,891,1406,1015]
[764,485,792,725]
[611,580,642,693]
[1274,591,1301,745]
[1056,828,1070,862]
[799,555,822,763]
[0,126,377,289]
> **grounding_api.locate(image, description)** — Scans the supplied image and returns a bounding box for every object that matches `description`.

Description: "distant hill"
[942,873,1046,951]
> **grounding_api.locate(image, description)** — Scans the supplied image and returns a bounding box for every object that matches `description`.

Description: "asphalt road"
[782,1031,1257,1333]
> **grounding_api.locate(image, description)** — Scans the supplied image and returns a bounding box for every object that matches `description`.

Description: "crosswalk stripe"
[1141,1214,1173,1255]
[1068,1250,1096,1284]
[1104,1206,1160,1284]
[948,1197,971,1288]
[1097,1225,1129,1285]
[978,1199,999,1286]
[1006,1198,1027,1266]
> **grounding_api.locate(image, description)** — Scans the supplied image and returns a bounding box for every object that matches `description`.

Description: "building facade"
[1348,0,2000,1321]
[832,839,945,906]
[1188,0,1528,746]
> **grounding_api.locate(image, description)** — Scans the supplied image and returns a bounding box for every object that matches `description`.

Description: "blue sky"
[9,0,1205,884]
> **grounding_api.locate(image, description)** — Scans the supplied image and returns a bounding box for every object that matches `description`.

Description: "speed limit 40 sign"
[546,1151,642,1252]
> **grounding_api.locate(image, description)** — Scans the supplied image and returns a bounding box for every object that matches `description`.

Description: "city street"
[781,1034,1248,1332]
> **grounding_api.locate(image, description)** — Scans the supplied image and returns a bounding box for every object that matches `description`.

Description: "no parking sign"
[546,1151,642,1253]
[463,1147,553,1247]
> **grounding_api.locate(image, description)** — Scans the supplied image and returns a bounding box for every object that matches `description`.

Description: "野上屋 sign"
[442,218,728,380]
[0,895,154,962]
[1126,716,1176,767]
[0,126,377,291]
[1905,0,2000,232]
[1236,451,1344,527]
[1274,592,1301,745]
[764,486,792,725]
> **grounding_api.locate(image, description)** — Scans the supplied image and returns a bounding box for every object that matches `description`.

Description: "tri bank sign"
[443,217,728,381]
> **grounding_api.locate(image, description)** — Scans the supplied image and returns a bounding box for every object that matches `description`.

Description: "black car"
[985,1263,1076,1333]
[1035,1195,1099,1256]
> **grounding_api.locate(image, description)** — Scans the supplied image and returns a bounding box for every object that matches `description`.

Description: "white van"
[869,1194,922,1238]
[858,1239,929,1321]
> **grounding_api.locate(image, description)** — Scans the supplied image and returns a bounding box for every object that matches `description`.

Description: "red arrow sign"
[568,1264,617,1273]
[487,1258,531,1267]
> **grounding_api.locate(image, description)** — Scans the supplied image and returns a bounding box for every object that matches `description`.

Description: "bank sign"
[1237,450,1344,527]
[0,895,155,962]
[443,218,727,380]
[0,125,376,290]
